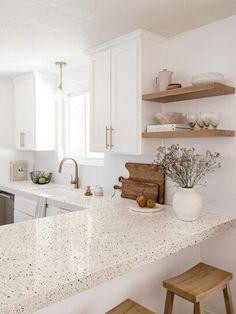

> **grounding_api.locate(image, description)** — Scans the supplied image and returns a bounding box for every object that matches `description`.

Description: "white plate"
[129,203,164,213]
[191,72,224,85]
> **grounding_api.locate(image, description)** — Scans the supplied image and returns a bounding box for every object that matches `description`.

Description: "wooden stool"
[106,298,156,314]
[163,262,234,314]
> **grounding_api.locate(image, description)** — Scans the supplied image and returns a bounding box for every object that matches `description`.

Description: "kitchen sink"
[30,185,87,213]
[31,186,81,197]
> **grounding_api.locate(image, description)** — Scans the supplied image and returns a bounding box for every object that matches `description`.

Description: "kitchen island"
[0,185,235,314]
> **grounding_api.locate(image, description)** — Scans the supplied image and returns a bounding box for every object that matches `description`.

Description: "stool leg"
[194,302,204,314]
[223,283,235,314]
[164,290,174,314]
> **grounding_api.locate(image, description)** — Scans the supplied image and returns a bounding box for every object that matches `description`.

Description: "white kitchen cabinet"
[14,211,34,223]
[14,195,38,223]
[89,40,139,154]
[87,30,166,155]
[90,50,111,152]
[14,72,56,151]
[111,40,139,153]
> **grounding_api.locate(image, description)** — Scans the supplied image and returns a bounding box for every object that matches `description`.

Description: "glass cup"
[196,113,204,129]
[200,112,212,129]
[210,112,220,129]
[186,113,197,129]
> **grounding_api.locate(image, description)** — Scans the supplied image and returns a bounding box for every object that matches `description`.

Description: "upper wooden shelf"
[142,83,235,103]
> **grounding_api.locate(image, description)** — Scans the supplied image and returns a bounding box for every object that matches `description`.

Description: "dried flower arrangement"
[154,144,221,188]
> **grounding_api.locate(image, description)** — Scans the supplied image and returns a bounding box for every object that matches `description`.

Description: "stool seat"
[163,262,232,303]
[106,299,155,314]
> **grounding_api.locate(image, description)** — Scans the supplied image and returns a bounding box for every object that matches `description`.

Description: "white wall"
[0,77,33,181]
[34,150,156,190]
[162,15,236,214]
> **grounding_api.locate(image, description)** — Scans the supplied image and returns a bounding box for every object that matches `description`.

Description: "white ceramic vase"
[173,188,202,221]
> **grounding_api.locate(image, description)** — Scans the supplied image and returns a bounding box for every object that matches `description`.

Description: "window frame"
[65,91,87,158]
[58,81,104,166]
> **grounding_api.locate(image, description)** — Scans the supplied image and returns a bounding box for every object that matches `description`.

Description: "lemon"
[38,177,46,184]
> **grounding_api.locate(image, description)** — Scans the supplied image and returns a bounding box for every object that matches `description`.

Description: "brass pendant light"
[55,61,67,90]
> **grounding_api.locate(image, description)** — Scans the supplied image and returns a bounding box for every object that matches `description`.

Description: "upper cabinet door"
[34,74,56,151]
[111,40,140,154]
[90,50,111,152]
[14,75,35,150]
[14,73,56,151]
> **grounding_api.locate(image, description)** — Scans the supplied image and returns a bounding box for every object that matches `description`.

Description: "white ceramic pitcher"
[156,69,173,91]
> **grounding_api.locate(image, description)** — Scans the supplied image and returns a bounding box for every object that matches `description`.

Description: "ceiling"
[0,0,236,76]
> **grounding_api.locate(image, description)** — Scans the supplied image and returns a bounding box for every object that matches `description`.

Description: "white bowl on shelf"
[155,112,186,125]
[191,72,224,85]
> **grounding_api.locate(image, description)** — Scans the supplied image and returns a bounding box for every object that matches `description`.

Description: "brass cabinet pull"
[110,126,114,149]
[105,126,110,149]
[20,132,25,148]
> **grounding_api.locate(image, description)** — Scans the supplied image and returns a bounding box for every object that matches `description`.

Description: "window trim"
[57,81,104,166]
[66,92,87,158]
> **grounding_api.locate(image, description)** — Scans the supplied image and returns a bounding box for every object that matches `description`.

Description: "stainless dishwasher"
[0,191,14,225]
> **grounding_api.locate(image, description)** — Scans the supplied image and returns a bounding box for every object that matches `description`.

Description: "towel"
[35,196,47,218]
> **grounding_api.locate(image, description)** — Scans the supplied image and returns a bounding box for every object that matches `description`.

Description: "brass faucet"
[58,157,79,189]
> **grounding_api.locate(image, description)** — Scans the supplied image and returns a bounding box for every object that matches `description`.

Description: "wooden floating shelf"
[142,129,235,139]
[142,83,235,103]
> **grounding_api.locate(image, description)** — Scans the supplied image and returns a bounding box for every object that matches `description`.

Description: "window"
[66,93,87,157]
[57,87,103,165]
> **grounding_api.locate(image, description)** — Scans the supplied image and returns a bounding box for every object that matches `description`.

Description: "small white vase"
[173,188,202,221]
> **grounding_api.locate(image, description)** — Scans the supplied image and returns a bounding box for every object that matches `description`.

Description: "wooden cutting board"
[121,178,159,201]
[120,162,165,204]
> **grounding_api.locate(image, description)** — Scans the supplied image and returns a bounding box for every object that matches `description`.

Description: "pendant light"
[55,61,67,103]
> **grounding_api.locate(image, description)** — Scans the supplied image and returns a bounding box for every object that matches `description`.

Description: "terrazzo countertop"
[0,181,236,314]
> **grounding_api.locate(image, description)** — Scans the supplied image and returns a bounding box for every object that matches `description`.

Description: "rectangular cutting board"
[121,179,159,202]
[120,162,165,204]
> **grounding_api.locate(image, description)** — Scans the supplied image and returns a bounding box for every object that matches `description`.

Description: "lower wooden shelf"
[142,129,235,138]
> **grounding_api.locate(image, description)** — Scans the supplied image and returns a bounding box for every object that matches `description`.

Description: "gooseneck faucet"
[58,157,79,189]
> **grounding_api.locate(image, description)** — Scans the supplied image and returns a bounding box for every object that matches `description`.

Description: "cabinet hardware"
[110,126,114,148]
[105,126,110,149]
[20,132,25,147]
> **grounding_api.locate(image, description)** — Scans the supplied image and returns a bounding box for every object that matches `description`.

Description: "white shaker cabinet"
[88,30,166,155]
[90,41,139,154]
[14,72,56,151]
[111,40,139,153]
[90,50,111,152]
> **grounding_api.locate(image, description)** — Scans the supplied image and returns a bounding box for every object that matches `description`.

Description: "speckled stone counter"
[0,183,236,314]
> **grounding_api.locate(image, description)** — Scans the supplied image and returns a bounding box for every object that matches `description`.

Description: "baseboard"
[205,310,216,314]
